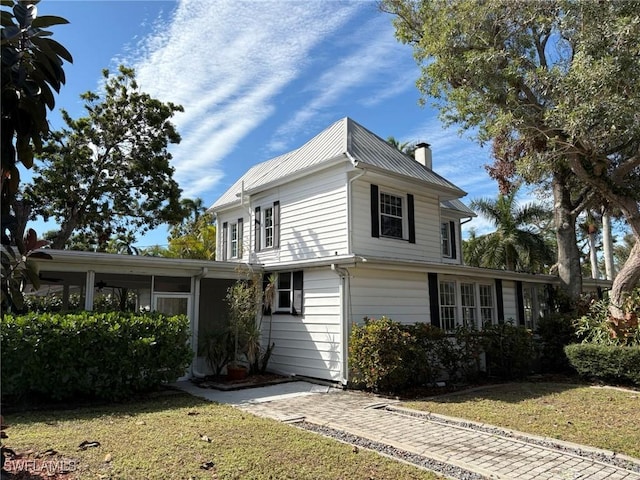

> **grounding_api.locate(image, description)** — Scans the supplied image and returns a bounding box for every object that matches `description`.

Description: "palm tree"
[467,188,554,273]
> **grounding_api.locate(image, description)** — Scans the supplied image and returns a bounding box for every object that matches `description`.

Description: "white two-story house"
[209,117,574,384]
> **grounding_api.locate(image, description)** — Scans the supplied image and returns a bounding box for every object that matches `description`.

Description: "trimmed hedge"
[1,311,193,402]
[565,343,640,386]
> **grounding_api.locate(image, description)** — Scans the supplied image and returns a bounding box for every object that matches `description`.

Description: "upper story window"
[380,193,404,239]
[264,207,274,248]
[255,201,280,251]
[370,184,415,243]
[221,218,243,261]
[441,220,457,259]
[230,223,239,258]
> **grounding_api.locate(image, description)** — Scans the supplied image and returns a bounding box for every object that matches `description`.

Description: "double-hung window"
[438,280,496,331]
[274,271,303,315]
[439,281,457,331]
[264,206,274,248]
[370,184,415,243]
[441,220,457,259]
[460,283,476,329]
[230,223,239,258]
[255,202,280,251]
[380,192,404,239]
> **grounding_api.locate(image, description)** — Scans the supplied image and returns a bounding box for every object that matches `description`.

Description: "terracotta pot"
[226,365,248,381]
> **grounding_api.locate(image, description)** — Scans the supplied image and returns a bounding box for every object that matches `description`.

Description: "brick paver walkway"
[177,381,640,480]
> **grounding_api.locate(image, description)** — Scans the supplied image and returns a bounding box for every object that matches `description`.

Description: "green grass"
[4,391,442,480]
[403,382,640,458]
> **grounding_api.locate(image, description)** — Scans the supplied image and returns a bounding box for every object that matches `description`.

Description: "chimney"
[414,142,432,169]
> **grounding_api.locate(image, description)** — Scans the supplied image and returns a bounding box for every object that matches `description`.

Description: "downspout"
[190,267,208,378]
[345,152,366,255]
[331,263,350,386]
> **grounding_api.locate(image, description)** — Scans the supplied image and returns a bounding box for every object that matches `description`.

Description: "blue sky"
[31,0,507,249]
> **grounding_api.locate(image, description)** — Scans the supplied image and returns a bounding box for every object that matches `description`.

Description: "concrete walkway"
[175,381,640,480]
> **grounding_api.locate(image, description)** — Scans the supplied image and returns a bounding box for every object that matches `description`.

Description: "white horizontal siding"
[349,268,430,326]
[253,166,349,266]
[263,268,342,381]
[215,207,250,262]
[351,177,442,262]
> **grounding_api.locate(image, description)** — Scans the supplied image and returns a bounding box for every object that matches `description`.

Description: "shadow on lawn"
[411,378,589,405]
[2,389,214,426]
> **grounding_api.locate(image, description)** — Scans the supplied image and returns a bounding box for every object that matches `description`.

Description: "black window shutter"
[428,272,440,328]
[495,278,505,324]
[407,193,415,243]
[370,184,379,238]
[255,207,261,252]
[273,201,280,249]
[237,218,243,257]
[222,222,228,261]
[516,281,525,326]
[292,271,303,315]
[449,221,457,259]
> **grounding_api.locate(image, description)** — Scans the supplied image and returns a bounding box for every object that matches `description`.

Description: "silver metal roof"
[210,117,467,210]
[440,198,477,217]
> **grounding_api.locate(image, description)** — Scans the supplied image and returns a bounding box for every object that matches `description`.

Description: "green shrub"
[406,323,447,385]
[565,343,640,386]
[349,317,413,392]
[1,311,193,402]
[535,313,577,373]
[482,322,535,379]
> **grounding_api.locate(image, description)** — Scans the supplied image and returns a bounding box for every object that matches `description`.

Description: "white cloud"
[122,0,364,198]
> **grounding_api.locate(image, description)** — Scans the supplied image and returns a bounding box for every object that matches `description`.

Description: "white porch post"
[84,270,95,311]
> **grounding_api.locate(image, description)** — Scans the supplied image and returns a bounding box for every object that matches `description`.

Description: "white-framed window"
[230,223,238,258]
[460,283,476,329]
[264,206,274,248]
[479,284,494,325]
[439,281,457,331]
[441,222,452,257]
[380,192,404,239]
[274,271,303,315]
[439,279,496,331]
[255,202,279,251]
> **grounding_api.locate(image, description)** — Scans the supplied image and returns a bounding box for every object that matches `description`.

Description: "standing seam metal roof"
[210,117,467,210]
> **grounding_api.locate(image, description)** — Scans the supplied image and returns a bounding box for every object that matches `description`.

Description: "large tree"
[382,0,640,316]
[26,66,185,249]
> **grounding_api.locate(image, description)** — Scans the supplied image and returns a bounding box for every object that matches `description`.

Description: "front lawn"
[3,391,441,480]
[403,382,640,458]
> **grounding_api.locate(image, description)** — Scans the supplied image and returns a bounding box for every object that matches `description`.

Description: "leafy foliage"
[466,187,554,272]
[574,289,640,346]
[350,317,537,392]
[482,322,535,379]
[1,0,72,217]
[25,65,185,249]
[1,311,192,402]
[565,343,640,387]
[382,0,640,311]
[162,199,216,259]
[349,317,413,392]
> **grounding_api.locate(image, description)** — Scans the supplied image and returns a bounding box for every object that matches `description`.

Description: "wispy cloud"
[124,0,365,198]
[268,13,418,151]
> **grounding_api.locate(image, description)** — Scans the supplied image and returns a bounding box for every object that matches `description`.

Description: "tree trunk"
[609,240,640,318]
[588,232,599,279]
[552,175,582,309]
[602,214,615,280]
[50,217,78,250]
